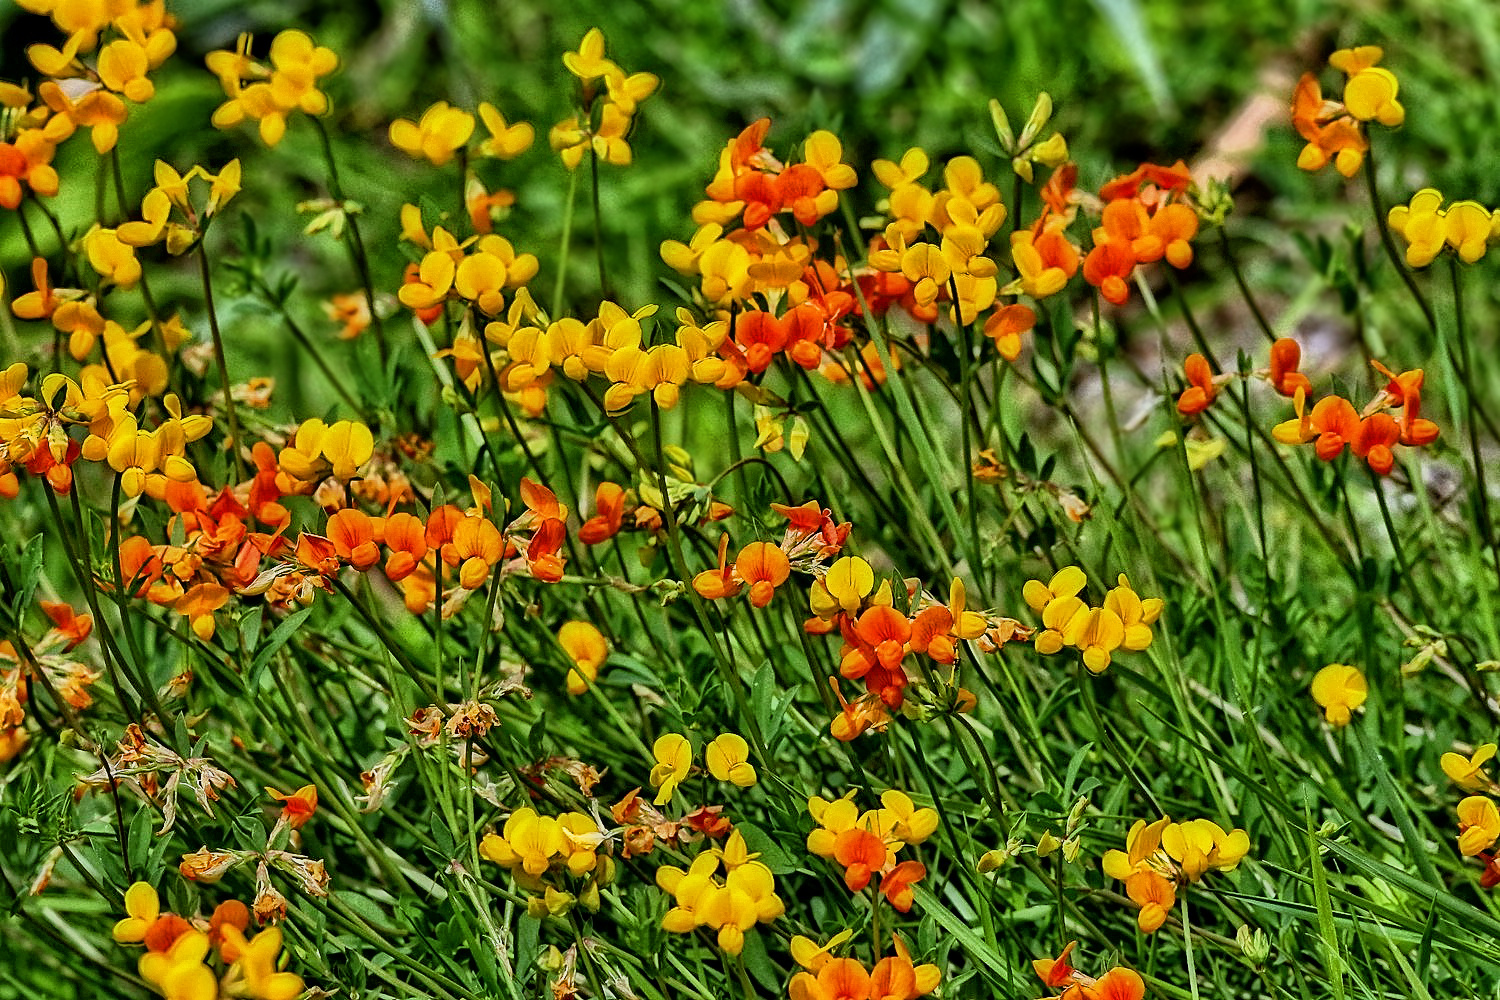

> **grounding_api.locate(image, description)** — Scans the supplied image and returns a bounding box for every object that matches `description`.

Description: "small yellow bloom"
[558,621,608,695]
[477,102,534,159]
[649,732,692,805]
[1310,663,1367,727]
[1457,795,1500,857]
[1442,744,1497,792]
[389,102,476,166]
[705,733,757,787]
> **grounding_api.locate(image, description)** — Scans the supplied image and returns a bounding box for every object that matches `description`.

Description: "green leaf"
[248,608,313,690]
[735,821,798,875]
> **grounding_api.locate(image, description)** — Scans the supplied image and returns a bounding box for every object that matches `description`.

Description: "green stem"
[552,168,581,319]
[1363,148,1436,335]
[197,243,246,481]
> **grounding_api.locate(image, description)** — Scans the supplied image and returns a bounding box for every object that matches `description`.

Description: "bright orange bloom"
[268,784,318,829]
[879,860,925,912]
[833,828,888,891]
[1082,240,1135,306]
[1125,870,1175,933]
[982,303,1036,361]
[579,482,626,544]
[326,508,380,571]
[40,602,92,650]
[1092,968,1146,1000]
[1176,354,1217,416]
[735,541,790,607]
[1268,338,1312,398]
[1352,412,1400,476]
[694,534,742,600]
[1370,361,1440,447]
[1032,941,1077,990]
[843,605,912,679]
[175,583,229,640]
[382,512,429,582]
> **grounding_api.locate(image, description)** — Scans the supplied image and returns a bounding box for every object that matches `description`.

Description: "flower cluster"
[398,215,539,324]
[1292,46,1404,177]
[648,731,760,805]
[1083,160,1198,305]
[549,28,658,169]
[1023,567,1163,673]
[112,881,303,1000]
[806,789,937,912]
[1101,816,1249,932]
[0,367,212,499]
[1388,188,1500,267]
[789,934,940,1000]
[656,829,784,955]
[480,806,614,916]
[1272,359,1438,475]
[1440,743,1500,884]
[1177,337,1312,417]
[1,602,99,759]
[206,30,338,147]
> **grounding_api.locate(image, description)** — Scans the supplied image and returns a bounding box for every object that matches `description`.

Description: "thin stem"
[1448,258,1500,589]
[589,148,608,296]
[552,168,581,318]
[1363,148,1436,335]
[314,116,390,370]
[197,243,246,481]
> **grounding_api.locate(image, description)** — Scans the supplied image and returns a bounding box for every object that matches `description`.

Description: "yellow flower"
[477,102,534,159]
[219,926,304,1000]
[563,28,612,82]
[389,102,476,166]
[1388,189,1446,268]
[558,621,608,695]
[819,556,876,617]
[1310,663,1367,727]
[112,881,161,943]
[1442,744,1497,792]
[879,789,938,845]
[1457,795,1500,857]
[138,930,217,1000]
[705,733,757,787]
[649,732,692,805]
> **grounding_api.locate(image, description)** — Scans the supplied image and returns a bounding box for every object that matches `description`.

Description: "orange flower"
[39,601,92,650]
[326,508,380,571]
[833,828,888,891]
[382,511,429,582]
[579,482,626,544]
[982,303,1036,361]
[1082,240,1135,306]
[1352,412,1400,475]
[1124,870,1175,933]
[267,784,318,829]
[694,534,742,600]
[1092,968,1146,1000]
[1370,361,1440,447]
[1268,338,1312,398]
[879,860,925,912]
[1032,940,1077,990]
[175,583,229,640]
[735,541,790,607]
[1176,354,1217,416]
